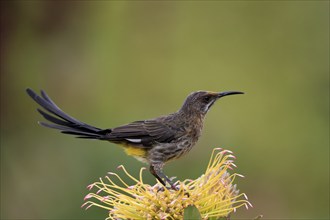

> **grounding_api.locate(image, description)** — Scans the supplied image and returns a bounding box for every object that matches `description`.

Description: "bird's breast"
[184,117,204,142]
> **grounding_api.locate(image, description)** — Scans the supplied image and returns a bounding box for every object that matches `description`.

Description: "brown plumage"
[26,88,243,190]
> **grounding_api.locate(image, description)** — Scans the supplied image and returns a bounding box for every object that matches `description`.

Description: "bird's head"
[180,90,244,116]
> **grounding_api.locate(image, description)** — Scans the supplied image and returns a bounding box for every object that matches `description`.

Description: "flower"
[82,148,252,220]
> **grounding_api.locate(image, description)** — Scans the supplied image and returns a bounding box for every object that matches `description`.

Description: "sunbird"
[27,88,243,190]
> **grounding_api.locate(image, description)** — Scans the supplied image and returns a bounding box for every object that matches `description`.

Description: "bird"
[26,88,243,190]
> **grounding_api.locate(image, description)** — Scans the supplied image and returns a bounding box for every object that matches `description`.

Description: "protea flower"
[82,148,252,219]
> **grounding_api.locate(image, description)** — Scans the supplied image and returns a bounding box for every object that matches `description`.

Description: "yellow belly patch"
[123,146,147,157]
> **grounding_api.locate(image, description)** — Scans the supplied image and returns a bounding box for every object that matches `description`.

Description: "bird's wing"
[107,120,176,147]
[144,120,177,143]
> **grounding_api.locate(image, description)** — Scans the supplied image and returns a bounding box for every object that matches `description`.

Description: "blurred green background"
[1,1,329,219]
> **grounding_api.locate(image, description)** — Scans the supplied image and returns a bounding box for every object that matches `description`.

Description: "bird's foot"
[156,184,178,192]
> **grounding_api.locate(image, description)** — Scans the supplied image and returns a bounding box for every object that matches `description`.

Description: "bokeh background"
[1,1,329,219]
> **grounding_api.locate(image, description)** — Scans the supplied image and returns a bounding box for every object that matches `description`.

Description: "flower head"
[82,148,252,219]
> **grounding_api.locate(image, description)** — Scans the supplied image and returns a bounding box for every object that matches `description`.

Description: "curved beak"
[217,91,244,98]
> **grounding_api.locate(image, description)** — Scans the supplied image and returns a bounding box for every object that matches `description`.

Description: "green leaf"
[254,215,263,219]
[209,217,228,220]
[183,205,202,220]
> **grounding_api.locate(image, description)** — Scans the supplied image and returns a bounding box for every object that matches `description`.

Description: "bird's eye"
[203,96,211,102]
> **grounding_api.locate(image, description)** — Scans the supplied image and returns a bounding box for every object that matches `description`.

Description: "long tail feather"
[26,88,110,139]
